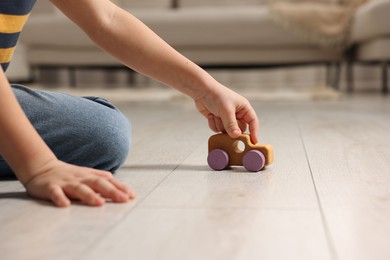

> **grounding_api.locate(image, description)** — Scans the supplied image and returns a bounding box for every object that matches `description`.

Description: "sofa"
[348,0,390,94]
[19,0,390,93]
[20,0,343,87]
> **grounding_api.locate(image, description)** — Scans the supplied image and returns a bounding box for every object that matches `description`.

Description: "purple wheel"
[208,149,229,171]
[243,150,265,172]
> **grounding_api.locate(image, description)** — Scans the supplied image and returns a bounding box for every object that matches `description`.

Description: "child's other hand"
[23,160,135,207]
[194,83,259,144]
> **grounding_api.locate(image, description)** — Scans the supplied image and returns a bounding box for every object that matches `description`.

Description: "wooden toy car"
[207,133,274,172]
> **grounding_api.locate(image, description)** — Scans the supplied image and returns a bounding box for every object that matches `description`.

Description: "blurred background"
[2,2,390,259]
[6,0,390,100]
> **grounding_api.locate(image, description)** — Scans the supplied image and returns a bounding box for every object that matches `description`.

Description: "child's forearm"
[0,70,57,185]
[96,10,216,99]
[52,0,217,100]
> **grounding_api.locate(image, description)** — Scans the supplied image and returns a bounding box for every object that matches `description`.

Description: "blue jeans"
[0,84,131,178]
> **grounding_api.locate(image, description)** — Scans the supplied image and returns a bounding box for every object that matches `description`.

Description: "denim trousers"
[0,84,131,178]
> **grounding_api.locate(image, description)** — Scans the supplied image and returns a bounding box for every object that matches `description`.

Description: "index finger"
[244,108,259,144]
[219,107,242,139]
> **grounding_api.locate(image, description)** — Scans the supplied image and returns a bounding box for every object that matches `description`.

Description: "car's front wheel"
[243,150,265,172]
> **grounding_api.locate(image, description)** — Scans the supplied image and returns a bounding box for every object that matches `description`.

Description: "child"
[0,0,259,207]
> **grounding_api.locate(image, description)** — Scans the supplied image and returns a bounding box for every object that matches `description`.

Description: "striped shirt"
[0,0,36,72]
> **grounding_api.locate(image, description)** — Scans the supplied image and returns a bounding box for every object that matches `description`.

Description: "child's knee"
[95,112,131,172]
[67,110,132,173]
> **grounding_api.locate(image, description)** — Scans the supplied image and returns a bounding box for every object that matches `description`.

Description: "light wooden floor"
[1,94,389,260]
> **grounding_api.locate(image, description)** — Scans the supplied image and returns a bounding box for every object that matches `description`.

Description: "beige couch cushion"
[116,0,172,8]
[180,0,338,7]
[356,38,390,61]
[22,7,311,48]
[180,0,264,7]
[350,0,390,43]
[137,7,309,47]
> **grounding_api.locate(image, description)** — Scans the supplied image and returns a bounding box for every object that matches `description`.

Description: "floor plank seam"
[137,205,319,210]
[296,111,339,260]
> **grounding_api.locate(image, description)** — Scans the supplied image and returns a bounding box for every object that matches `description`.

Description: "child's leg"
[0,84,131,178]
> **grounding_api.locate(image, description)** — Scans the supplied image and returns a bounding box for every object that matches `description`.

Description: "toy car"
[207,133,274,172]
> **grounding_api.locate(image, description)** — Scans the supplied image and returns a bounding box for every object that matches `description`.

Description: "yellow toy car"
[207,133,274,172]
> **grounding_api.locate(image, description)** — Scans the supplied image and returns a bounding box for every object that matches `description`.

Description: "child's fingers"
[238,119,247,133]
[84,178,129,202]
[64,183,105,206]
[89,168,135,199]
[249,121,259,144]
[208,114,230,134]
[214,116,225,133]
[244,109,259,144]
[220,108,241,138]
[107,178,136,199]
[207,114,218,133]
[49,185,71,207]
[90,169,113,179]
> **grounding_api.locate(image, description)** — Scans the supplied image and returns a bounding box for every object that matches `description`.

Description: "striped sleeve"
[0,0,36,71]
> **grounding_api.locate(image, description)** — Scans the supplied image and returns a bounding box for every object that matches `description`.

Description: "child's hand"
[194,84,259,144]
[23,160,135,207]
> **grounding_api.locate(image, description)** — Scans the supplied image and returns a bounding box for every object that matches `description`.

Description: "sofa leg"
[30,65,39,83]
[333,62,341,90]
[325,62,332,86]
[127,69,136,87]
[68,67,77,88]
[346,61,354,93]
[325,62,340,89]
[382,61,388,95]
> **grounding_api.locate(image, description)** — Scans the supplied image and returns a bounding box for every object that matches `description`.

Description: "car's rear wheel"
[207,149,229,170]
[243,150,265,172]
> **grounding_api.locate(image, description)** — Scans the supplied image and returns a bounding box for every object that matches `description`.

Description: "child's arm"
[0,70,134,207]
[51,0,259,143]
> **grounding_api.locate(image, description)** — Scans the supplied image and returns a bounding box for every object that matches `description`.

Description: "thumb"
[220,109,241,138]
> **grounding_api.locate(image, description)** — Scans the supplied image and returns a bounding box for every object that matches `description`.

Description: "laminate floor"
[1,94,389,260]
